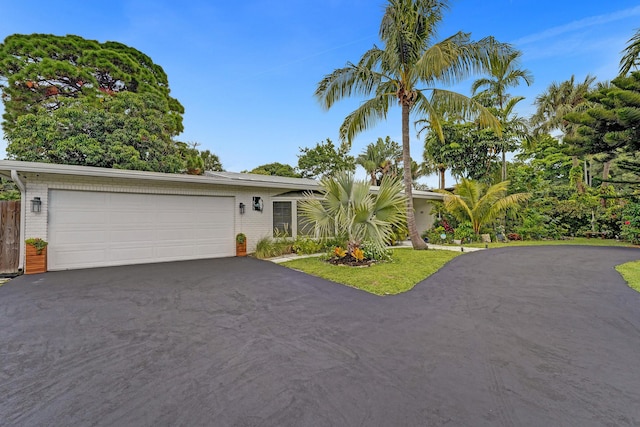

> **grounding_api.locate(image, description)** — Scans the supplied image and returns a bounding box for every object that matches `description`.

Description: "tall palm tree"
[530,75,596,137]
[298,172,407,253]
[440,178,530,234]
[471,50,533,181]
[620,28,640,75]
[315,0,509,249]
[531,75,596,192]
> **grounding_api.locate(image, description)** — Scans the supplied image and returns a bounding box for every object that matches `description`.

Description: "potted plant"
[236,233,247,257]
[25,237,48,274]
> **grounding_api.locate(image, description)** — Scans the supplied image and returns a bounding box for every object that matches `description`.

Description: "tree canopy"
[0,33,221,173]
[246,162,300,177]
[297,139,355,179]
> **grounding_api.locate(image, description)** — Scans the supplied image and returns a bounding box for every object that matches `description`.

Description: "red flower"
[625,221,631,225]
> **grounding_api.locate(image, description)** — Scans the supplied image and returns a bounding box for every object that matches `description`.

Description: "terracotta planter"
[25,245,47,274]
[236,241,247,257]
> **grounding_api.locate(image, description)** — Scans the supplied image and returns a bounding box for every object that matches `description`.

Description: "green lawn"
[281,248,460,296]
[460,237,634,249]
[616,260,640,293]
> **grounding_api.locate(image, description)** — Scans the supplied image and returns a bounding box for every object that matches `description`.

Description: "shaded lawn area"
[281,248,460,296]
[462,237,634,249]
[616,260,640,293]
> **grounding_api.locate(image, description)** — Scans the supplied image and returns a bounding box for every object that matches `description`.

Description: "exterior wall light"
[239,202,246,215]
[252,196,263,212]
[31,197,42,213]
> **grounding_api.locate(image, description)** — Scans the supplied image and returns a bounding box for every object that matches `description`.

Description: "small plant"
[352,247,365,262]
[334,246,347,258]
[507,233,522,241]
[254,235,293,259]
[454,222,476,243]
[292,236,323,255]
[25,238,48,255]
[236,233,246,244]
[361,240,392,261]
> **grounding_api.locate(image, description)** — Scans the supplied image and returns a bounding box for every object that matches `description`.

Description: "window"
[273,201,292,237]
[296,201,314,237]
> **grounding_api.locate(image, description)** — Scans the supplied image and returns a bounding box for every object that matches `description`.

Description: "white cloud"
[512,6,640,46]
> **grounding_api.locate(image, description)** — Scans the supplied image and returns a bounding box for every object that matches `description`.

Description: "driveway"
[1,246,639,426]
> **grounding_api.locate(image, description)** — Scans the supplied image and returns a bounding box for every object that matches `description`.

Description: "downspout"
[11,170,26,272]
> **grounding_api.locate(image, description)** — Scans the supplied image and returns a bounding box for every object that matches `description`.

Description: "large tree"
[471,50,533,181]
[315,0,508,249]
[564,72,640,187]
[246,162,300,177]
[0,34,195,172]
[297,138,355,179]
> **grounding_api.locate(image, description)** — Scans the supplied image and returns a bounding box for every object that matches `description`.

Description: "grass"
[459,237,634,249]
[281,248,460,296]
[616,260,640,293]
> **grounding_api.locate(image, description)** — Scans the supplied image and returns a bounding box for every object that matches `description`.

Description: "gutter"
[10,170,26,272]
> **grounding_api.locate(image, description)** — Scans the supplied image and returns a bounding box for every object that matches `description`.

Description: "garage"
[48,190,235,270]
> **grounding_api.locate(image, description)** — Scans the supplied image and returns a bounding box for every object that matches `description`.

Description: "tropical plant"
[298,172,406,256]
[439,178,530,234]
[620,28,640,75]
[314,0,510,249]
[356,136,402,185]
[471,50,533,181]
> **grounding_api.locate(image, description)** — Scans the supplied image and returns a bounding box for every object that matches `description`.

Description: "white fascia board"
[0,160,319,191]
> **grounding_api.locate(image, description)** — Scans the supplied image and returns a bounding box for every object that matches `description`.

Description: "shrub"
[361,240,392,261]
[620,201,640,245]
[507,233,522,241]
[292,237,323,255]
[254,235,293,259]
[422,226,450,244]
[453,222,475,243]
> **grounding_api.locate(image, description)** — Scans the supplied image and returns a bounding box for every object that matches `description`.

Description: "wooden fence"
[0,200,21,274]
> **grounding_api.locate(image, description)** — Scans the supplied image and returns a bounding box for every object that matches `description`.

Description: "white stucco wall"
[20,172,278,254]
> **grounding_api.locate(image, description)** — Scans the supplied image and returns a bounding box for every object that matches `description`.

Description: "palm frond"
[339,94,394,143]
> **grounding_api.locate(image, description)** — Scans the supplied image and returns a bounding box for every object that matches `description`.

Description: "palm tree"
[356,136,402,185]
[530,75,596,137]
[439,178,530,234]
[471,50,533,181]
[531,75,596,192]
[315,0,509,249]
[298,172,407,253]
[620,28,640,75]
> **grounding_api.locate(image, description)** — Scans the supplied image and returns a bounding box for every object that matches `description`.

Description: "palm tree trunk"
[402,103,427,249]
[501,149,507,181]
[439,167,445,190]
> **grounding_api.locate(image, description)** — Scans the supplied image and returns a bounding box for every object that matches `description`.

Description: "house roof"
[0,160,443,199]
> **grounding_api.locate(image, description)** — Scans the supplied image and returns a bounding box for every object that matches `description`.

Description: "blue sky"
[1,0,638,187]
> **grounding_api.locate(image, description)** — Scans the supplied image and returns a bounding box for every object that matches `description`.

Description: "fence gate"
[0,200,21,274]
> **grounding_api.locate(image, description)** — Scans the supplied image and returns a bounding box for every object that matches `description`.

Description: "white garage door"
[48,190,235,270]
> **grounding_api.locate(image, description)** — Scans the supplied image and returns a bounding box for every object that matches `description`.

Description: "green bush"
[620,201,640,245]
[361,240,392,261]
[453,222,476,243]
[254,235,293,259]
[292,237,324,255]
[422,226,450,244]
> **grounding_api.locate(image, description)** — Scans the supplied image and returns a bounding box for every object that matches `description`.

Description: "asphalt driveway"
[1,246,639,426]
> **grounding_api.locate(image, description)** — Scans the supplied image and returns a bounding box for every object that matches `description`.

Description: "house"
[0,160,443,272]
